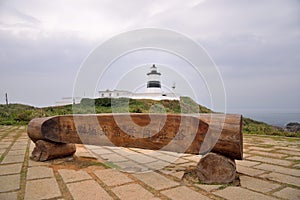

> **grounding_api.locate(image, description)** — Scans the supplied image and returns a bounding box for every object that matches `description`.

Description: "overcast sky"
[0,0,299,114]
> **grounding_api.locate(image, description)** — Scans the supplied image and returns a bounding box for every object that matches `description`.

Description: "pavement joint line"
[125,172,170,199]
[0,126,18,140]
[88,170,121,200]
[191,183,220,199]
[0,128,25,164]
[245,155,295,168]
[53,169,73,200]
[17,137,30,200]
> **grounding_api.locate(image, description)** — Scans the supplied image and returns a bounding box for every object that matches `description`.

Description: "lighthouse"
[146,64,162,94]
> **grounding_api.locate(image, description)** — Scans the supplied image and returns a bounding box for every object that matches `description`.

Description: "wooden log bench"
[27,113,243,184]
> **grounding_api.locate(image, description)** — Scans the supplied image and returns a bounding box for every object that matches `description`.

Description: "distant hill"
[0,97,298,137]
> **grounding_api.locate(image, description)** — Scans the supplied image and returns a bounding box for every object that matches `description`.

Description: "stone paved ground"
[0,126,300,200]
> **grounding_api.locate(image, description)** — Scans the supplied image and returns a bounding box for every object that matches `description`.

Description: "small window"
[109,93,112,97]
[101,93,104,97]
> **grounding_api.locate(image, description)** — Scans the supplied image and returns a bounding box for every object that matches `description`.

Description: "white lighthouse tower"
[146,64,162,94]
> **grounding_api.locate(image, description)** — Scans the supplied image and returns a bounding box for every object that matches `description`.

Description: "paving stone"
[24,178,61,200]
[0,191,17,200]
[75,147,97,159]
[160,150,185,157]
[294,163,300,168]
[276,146,300,152]
[27,166,54,180]
[236,160,260,167]
[170,171,185,179]
[260,172,300,187]
[100,153,129,162]
[58,169,92,183]
[213,186,277,200]
[116,160,149,172]
[6,150,26,156]
[181,155,201,163]
[90,148,114,155]
[0,163,22,175]
[112,148,139,156]
[254,163,300,177]
[112,183,156,200]
[0,174,20,192]
[242,153,251,158]
[10,145,27,151]
[28,159,50,167]
[133,171,179,190]
[67,180,112,200]
[240,175,281,193]
[286,156,300,160]
[127,154,157,164]
[194,184,222,192]
[1,155,25,164]
[249,151,286,158]
[94,169,133,186]
[273,187,300,200]
[0,148,6,155]
[171,157,191,164]
[276,150,300,156]
[236,165,266,176]
[162,186,209,200]
[0,143,10,149]
[140,151,165,157]
[145,160,170,170]
[247,156,293,166]
[156,154,178,162]
[248,146,274,151]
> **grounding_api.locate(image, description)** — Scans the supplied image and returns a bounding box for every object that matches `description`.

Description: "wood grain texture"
[27,113,243,159]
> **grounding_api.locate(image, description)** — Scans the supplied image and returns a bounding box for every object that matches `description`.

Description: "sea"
[240,112,300,127]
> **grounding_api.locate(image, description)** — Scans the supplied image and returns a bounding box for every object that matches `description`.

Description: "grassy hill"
[0,97,298,137]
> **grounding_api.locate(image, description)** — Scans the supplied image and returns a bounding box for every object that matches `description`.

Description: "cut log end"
[31,140,76,161]
[197,153,236,184]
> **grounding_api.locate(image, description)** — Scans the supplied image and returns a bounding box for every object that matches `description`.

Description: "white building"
[98,64,179,100]
[56,64,179,106]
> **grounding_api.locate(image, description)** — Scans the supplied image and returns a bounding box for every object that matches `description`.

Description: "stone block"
[254,163,300,177]
[260,172,300,187]
[94,169,133,186]
[0,174,20,192]
[67,180,112,200]
[58,169,92,183]
[133,171,179,190]
[0,192,17,200]
[273,187,300,200]
[27,166,54,180]
[237,165,265,176]
[24,178,61,200]
[247,156,292,166]
[112,183,155,200]
[214,186,277,200]
[162,186,209,200]
[0,163,22,175]
[240,175,281,193]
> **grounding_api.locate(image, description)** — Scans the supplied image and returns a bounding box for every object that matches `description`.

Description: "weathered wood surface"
[197,152,236,184]
[27,113,243,159]
[198,114,243,160]
[31,140,76,161]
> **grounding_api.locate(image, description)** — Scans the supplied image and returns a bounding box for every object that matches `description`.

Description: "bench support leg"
[31,140,76,161]
[197,153,236,184]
